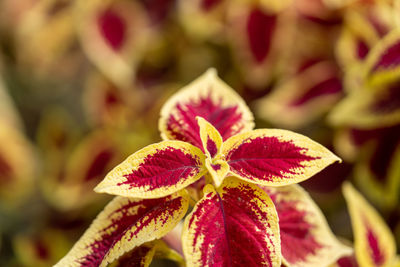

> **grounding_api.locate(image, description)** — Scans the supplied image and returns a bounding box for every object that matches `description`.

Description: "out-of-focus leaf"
[228,2,294,87]
[110,240,184,267]
[36,107,79,156]
[331,254,359,267]
[0,120,36,205]
[337,3,395,69]
[178,0,226,40]
[41,130,122,211]
[13,229,71,267]
[0,73,23,130]
[343,182,397,267]
[256,60,342,129]
[365,29,400,86]
[354,132,400,209]
[15,0,78,77]
[111,241,157,267]
[83,72,142,127]
[329,79,400,129]
[75,0,150,88]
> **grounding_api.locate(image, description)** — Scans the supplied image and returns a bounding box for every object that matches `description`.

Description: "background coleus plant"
[56,70,352,266]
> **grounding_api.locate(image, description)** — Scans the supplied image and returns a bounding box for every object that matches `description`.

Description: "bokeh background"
[0,0,399,265]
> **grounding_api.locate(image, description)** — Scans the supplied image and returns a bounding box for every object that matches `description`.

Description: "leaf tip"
[195,116,206,124]
[322,147,342,164]
[333,153,342,163]
[204,67,218,78]
[93,180,110,194]
[342,181,353,196]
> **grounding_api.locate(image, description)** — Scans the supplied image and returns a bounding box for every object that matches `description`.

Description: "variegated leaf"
[328,80,400,129]
[197,116,229,187]
[55,192,189,267]
[332,255,359,267]
[204,158,230,188]
[40,130,123,211]
[366,29,400,86]
[95,141,206,198]
[336,4,395,70]
[343,183,397,267]
[13,229,71,267]
[111,242,156,267]
[0,120,35,204]
[66,131,120,186]
[159,68,254,149]
[222,129,341,186]
[15,1,76,77]
[197,116,223,159]
[336,27,371,69]
[83,72,140,127]
[75,0,150,88]
[152,239,185,267]
[111,240,184,267]
[182,177,281,267]
[263,185,352,267]
[354,134,400,209]
[228,2,293,87]
[255,60,342,129]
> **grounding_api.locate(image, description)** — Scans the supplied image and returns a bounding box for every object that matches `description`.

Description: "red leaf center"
[98,9,126,51]
[246,8,277,63]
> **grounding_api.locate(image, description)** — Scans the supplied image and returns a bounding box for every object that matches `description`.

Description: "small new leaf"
[197,116,223,158]
[198,116,229,187]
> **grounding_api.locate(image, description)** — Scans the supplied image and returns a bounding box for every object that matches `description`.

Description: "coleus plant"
[330,28,400,209]
[56,69,352,266]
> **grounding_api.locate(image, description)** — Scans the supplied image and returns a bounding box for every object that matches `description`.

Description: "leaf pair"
[95,69,341,198]
[200,117,342,188]
[56,178,353,267]
[336,2,395,71]
[94,116,340,198]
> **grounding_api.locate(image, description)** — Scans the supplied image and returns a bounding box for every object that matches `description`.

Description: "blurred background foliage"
[0,0,399,265]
